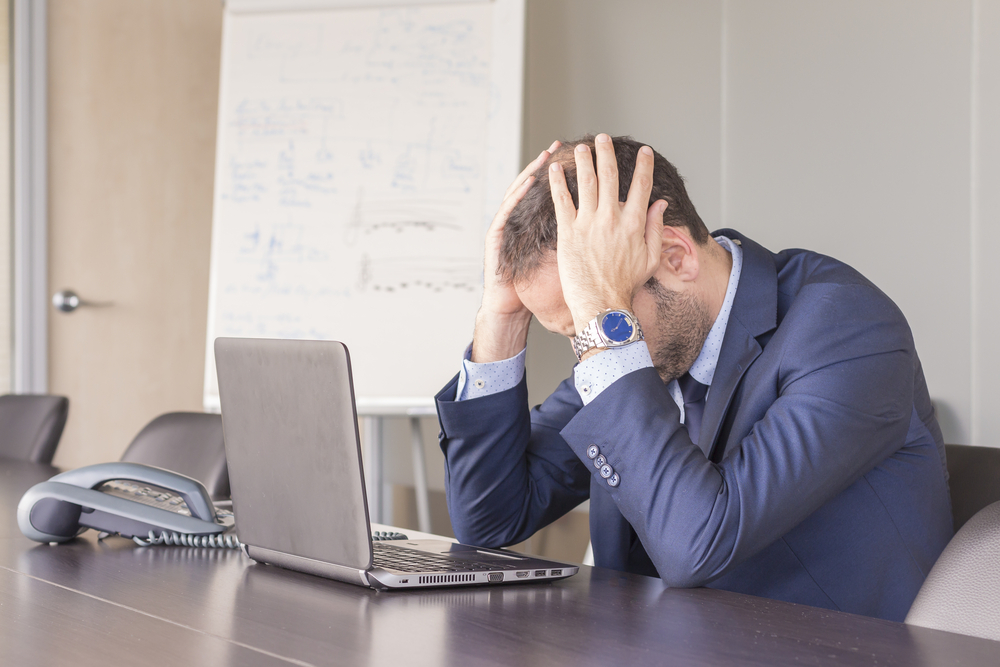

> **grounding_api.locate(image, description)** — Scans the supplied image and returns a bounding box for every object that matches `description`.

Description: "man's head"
[499,135,710,285]
[501,135,729,383]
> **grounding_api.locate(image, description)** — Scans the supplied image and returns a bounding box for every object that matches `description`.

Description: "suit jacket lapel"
[699,230,778,458]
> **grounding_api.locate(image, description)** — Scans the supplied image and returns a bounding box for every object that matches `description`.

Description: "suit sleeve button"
[587,445,600,460]
[600,464,614,479]
[607,473,620,487]
[594,455,606,469]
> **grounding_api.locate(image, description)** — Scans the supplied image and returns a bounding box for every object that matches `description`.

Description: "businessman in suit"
[434,134,953,621]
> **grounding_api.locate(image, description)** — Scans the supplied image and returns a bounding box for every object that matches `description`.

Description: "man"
[434,134,952,621]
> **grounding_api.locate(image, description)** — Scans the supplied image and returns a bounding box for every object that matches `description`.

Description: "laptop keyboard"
[372,542,522,573]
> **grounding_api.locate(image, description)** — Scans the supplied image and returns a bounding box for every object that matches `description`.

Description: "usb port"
[550,569,562,576]
[515,571,529,578]
[534,570,545,577]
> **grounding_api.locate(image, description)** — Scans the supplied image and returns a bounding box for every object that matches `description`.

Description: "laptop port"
[550,569,562,576]
[515,571,529,578]
[534,570,545,577]
[487,572,504,583]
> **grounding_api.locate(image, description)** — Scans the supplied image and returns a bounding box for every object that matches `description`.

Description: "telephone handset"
[18,462,240,549]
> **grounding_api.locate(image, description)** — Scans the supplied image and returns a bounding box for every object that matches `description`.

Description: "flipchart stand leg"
[409,417,432,534]
[363,416,383,523]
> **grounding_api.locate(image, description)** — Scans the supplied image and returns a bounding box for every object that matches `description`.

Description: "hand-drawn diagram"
[356,253,479,293]
[345,189,463,247]
[207,4,496,401]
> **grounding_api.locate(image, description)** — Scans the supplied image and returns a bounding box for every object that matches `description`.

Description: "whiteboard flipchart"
[204,0,525,411]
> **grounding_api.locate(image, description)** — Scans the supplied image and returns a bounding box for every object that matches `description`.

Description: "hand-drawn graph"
[205,2,522,405]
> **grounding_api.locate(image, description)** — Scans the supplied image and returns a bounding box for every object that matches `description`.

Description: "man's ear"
[659,226,699,283]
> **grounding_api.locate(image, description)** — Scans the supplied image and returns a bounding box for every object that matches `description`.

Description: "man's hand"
[549,134,667,335]
[472,141,561,362]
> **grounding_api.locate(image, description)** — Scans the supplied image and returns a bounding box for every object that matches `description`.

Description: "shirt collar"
[685,235,743,388]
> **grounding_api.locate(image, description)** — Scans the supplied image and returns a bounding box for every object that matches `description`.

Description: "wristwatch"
[572,309,644,362]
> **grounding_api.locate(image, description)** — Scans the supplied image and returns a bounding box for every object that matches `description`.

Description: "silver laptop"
[214,337,579,589]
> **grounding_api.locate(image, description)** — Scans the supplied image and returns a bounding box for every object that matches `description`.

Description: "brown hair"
[499,135,709,284]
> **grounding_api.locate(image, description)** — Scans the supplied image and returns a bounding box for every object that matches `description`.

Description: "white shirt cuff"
[456,346,526,401]
[573,341,655,405]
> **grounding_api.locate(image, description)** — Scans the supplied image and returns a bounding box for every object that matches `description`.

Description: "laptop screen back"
[214,338,372,570]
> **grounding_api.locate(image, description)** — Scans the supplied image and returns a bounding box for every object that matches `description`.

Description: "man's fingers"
[644,199,668,275]
[492,176,534,232]
[593,134,620,212]
[623,145,656,223]
[574,143,597,212]
[548,162,577,228]
[505,147,551,199]
[494,140,561,234]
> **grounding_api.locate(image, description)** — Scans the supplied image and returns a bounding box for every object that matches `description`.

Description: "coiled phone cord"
[133,530,242,549]
[131,529,405,549]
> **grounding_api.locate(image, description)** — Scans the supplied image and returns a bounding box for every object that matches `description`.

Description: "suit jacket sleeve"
[436,367,591,547]
[560,283,917,587]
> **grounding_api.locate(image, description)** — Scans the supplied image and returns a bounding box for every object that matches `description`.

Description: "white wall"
[973,0,1000,447]
[522,0,1000,446]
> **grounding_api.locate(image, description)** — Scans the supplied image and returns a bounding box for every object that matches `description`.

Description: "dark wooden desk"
[1,458,997,666]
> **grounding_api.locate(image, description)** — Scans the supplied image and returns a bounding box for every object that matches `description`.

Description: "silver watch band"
[573,321,602,361]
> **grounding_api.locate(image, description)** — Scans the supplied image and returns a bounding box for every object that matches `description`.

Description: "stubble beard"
[644,277,714,384]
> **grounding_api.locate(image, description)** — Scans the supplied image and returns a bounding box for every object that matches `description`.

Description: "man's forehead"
[513,254,559,297]
[512,257,576,336]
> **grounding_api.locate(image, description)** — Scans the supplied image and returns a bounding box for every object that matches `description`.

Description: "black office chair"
[945,443,1000,531]
[0,394,70,464]
[120,412,230,500]
[905,500,1000,641]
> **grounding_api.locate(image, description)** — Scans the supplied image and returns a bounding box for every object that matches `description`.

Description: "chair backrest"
[120,412,230,500]
[905,500,1000,641]
[945,443,1000,531]
[0,394,70,464]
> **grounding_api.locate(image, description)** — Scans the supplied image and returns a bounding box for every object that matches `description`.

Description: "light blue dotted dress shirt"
[456,236,743,415]
[456,346,527,400]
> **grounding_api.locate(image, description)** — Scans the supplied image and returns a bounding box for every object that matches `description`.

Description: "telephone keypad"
[99,480,193,516]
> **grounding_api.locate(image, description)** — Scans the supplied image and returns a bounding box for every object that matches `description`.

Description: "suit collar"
[697,230,778,457]
[686,236,743,387]
[710,229,777,339]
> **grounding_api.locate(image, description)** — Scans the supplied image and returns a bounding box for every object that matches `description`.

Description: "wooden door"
[47,1,222,468]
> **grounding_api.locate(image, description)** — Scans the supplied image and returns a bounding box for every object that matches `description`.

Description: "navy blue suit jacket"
[435,230,952,621]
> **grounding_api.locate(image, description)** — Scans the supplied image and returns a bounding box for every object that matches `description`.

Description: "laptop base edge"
[245,544,373,587]
[367,562,580,589]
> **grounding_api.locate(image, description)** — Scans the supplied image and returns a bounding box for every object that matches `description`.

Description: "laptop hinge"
[245,544,371,587]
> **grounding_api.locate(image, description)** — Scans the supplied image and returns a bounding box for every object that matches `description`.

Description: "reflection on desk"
[1,458,998,666]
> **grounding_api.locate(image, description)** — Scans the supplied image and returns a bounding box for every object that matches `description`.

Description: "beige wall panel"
[724,0,973,443]
[48,1,222,467]
[0,0,10,394]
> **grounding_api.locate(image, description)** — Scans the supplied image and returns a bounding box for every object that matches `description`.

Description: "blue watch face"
[601,311,634,343]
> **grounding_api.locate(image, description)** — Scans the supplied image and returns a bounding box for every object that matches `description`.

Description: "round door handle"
[52,289,112,313]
